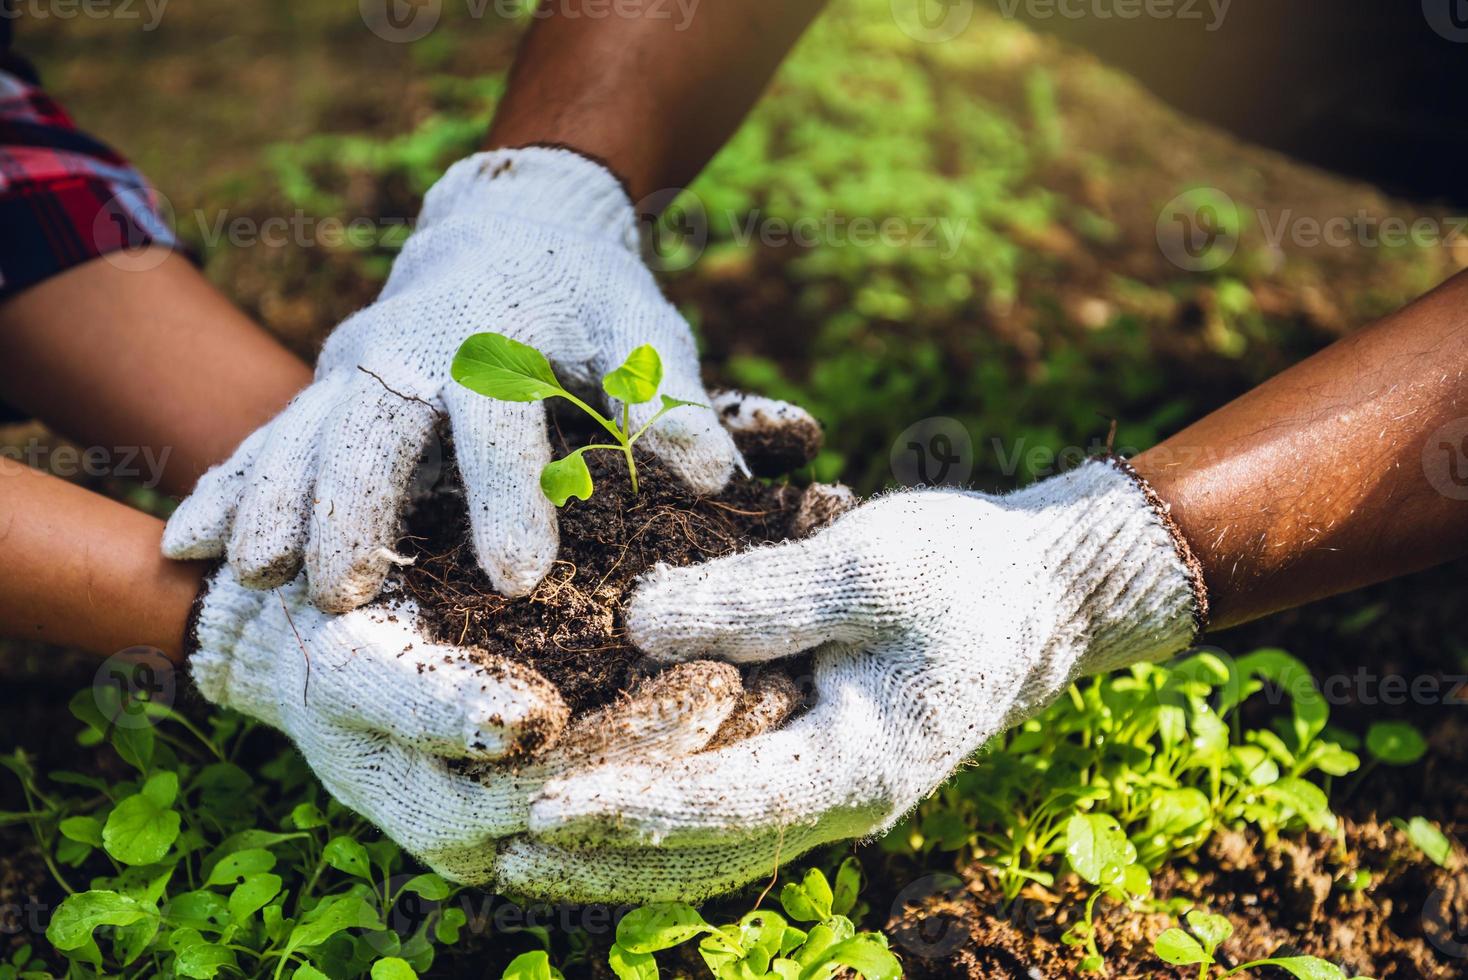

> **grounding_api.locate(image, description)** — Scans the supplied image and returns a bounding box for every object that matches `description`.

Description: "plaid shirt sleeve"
[0,68,180,304]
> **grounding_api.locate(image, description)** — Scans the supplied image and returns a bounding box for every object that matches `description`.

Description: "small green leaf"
[292,967,330,980]
[227,873,282,926]
[1264,778,1335,832]
[607,943,658,980]
[371,957,419,980]
[1153,927,1208,965]
[452,332,567,402]
[400,873,452,901]
[779,868,834,922]
[323,836,373,879]
[58,816,104,848]
[103,773,181,865]
[206,848,276,886]
[46,890,153,952]
[1065,814,1135,887]
[540,449,595,507]
[1366,722,1428,766]
[832,858,862,916]
[1185,910,1233,954]
[170,927,238,979]
[602,345,663,405]
[287,894,381,950]
[288,802,328,830]
[616,903,710,954]
[1392,816,1454,867]
[657,394,705,413]
[436,907,467,945]
[1312,744,1361,777]
[502,949,564,980]
[1257,956,1349,980]
[810,936,902,980]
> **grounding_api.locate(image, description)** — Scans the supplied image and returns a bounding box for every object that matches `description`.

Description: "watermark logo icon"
[636,189,709,273]
[361,0,442,42]
[1156,187,1240,272]
[891,417,974,488]
[93,189,176,274]
[1422,880,1468,958]
[1423,0,1468,42]
[1423,417,1468,501]
[887,872,969,958]
[891,0,975,43]
[92,646,176,731]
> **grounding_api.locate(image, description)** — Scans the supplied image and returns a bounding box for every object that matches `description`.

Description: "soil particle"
[397,411,818,718]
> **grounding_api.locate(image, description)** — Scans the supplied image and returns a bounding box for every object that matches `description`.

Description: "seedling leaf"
[371,957,419,980]
[607,943,658,980]
[452,332,566,402]
[1153,928,1208,966]
[1185,910,1232,954]
[1365,722,1427,766]
[779,868,834,922]
[602,345,663,405]
[616,903,710,954]
[541,449,595,506]
[103,773,181,865]
[1392,816,1454,867]
[502,950,564,980]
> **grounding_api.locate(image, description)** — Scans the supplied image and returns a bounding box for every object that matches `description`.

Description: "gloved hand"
[189,564,799,886]
[520,458,1208,901]
[164,147,753,612]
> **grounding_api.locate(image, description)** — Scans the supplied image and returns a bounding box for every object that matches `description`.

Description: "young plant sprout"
[451,332,702,505]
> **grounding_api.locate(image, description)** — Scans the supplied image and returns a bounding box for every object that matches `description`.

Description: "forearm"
[0,252,310,495]
[1134,270,1468,629]
[0,456,201,663]
[486,0,828,201]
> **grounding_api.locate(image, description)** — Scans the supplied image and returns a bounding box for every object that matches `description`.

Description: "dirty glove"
[525,459,1207,900]
[164,147,754,612]
[189,564,797,885]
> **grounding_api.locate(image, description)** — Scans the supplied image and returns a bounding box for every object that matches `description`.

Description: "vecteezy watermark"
[1423,0,1468,43]
[1424,417,1468,502]
[0,0,168,31]
[891,417,975,488]
[637,188,970,273]
[0,439,173,489]
[1422,879,1468,958]
[359,0,700,43]
[891,0,976,43]
[886,872,970,958]
[992,0,1231,31]
[92,646,177,731]
[1256,210,1468,253]
[1156,187,1241,272]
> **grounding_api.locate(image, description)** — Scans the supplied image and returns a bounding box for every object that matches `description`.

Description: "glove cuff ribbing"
[418,147,641,253]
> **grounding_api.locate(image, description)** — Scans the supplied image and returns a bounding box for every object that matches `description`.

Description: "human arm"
[513,270,1468,901]
[486,0,830,201]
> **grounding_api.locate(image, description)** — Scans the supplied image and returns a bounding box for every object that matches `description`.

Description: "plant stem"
[626,445,640,494]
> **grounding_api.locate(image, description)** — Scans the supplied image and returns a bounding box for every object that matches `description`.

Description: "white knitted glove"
[524,458,1207,900]
[164,147,751,612]
[189,565,796,886]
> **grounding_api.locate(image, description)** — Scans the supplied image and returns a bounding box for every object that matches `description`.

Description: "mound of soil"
[396,409,826,718]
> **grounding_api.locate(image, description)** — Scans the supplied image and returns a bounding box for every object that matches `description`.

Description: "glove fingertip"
[475,515,560,599]
[309,545,412,614]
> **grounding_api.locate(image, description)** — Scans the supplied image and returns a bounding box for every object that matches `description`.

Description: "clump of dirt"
[397,411,818,718]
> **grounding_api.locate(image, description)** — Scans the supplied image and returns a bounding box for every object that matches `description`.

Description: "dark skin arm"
[0,252,311,662]
[1134,269,1468,629]
[486,0,830,201]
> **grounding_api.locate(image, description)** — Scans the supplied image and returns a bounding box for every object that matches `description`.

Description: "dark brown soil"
[397,412,814,718]
[886,814,1465,979]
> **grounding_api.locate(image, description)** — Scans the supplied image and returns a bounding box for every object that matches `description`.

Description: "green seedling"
[604,860,900,980]
[1153,907,1375,980]
[451,332,702,505]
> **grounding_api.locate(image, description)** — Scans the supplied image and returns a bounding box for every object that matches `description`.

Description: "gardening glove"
[523,458,1208,899]
[187,564,801,887]
[163,147,803,612]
